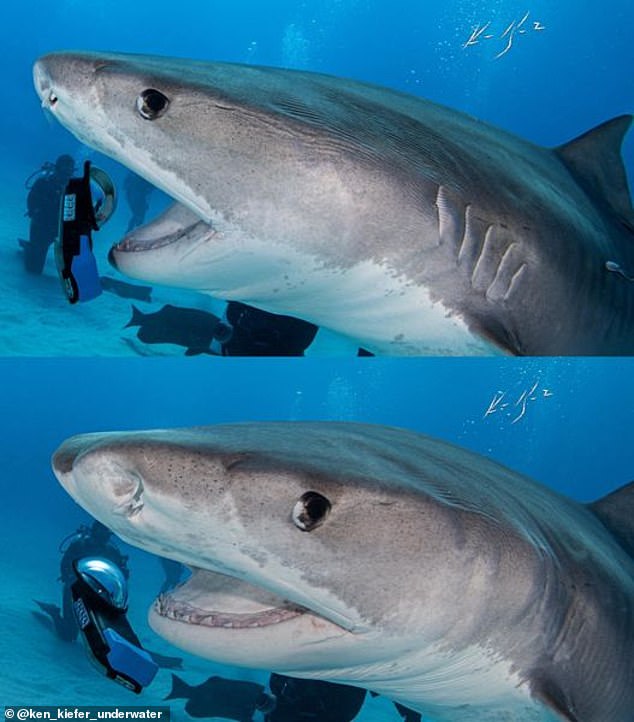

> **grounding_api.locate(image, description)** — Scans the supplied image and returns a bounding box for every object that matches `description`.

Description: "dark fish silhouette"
[125,304,232,355]
[165,673,266,721]
[100,275,153,302]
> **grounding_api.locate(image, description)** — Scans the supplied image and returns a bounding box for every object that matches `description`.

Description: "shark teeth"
[112,204,217,253]
[113,235,180,252]
[155,593,306,628]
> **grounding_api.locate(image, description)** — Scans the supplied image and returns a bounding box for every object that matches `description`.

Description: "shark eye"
[136,88,170,120]
[292,491,331,532]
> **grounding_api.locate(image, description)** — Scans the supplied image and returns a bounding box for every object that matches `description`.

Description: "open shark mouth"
[155,593,307,628]
[152,567,311,630]
[110,202,217,255]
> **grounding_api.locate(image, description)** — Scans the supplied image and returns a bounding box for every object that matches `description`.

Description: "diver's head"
[55,154,76,178]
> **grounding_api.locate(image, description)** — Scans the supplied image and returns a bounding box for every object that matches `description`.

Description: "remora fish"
[32,52,634,356]
[52,422,634,722]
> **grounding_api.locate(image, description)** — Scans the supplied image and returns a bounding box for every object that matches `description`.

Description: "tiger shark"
[33,52,634,355]
[52,421,634,722]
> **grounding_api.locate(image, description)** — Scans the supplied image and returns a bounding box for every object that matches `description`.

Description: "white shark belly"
[184,238,502,356]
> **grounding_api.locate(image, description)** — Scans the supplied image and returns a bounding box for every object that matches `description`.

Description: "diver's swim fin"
[34,599,62,618]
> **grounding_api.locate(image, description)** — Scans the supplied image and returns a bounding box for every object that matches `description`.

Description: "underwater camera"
[71,557,158,694]
[55,161,116,304]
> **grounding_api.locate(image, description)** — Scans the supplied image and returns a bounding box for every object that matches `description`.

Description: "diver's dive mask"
[71,556,158,693]
[55,161,116,304]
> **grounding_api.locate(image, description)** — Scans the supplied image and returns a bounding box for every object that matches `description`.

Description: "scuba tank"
[24,162,56,190]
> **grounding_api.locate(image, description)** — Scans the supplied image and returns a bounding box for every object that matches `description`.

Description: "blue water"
[0,0,633,717]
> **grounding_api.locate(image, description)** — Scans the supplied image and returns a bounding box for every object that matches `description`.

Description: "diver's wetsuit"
[265,675,423,722]
[23,170,71,274]
[222,302,319,356]
[266,674,367,722]
[221,302,373,357]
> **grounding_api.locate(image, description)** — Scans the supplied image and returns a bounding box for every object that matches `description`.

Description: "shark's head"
[33,51,482,354]
[52,423,470,674]
[53,422,573,711]
[33,51,310,296]
[32,52,408,294]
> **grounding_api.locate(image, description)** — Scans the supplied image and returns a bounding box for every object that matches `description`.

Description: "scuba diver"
[35,520,130,642]
[21,156,115,305]
[34,520,183,682]
[123,171,154,232]
[221,302,373,357]
[22,154,76,274]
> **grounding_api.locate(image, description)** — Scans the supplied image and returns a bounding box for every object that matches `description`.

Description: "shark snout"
[33,52,85,105]
[52,433,148,520]
[52,433,96,476]
[33,51,117,122]
[32,58,53,108]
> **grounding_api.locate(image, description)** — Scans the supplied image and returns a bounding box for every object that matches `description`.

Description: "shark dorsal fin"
[587,481,634,558]
[555,115,633,227]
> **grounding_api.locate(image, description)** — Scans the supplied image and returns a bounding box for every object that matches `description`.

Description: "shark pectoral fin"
[587,480,634,558]
[554,115,634,225]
